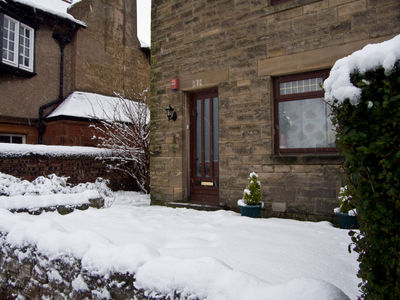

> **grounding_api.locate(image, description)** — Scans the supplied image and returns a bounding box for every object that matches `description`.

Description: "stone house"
[150,0,400,220]
[0,0,150,146]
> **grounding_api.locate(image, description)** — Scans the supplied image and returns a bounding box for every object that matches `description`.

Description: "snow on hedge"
[11,0,85,26]
[0,143,110,157]
[0,190,359,299]
[324,34,400,105]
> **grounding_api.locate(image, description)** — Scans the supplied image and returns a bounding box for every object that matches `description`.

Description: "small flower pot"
[239,204,262,218]
[335,212,359,229]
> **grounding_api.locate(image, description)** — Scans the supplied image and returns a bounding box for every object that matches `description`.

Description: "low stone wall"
[0,154,137,191]
[0,233,193,300]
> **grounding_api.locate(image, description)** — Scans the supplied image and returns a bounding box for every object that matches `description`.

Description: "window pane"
[280,77,323,96]
[0,136,11,143]
[11,136,23,144]
[279,98,335,149]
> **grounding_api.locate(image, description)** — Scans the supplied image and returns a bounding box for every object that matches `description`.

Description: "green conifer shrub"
[243,172,262,206]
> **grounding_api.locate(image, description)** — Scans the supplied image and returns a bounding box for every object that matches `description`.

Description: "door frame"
[188,88,219,205]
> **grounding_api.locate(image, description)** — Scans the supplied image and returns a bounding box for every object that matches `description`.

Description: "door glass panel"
[204,98,210,177]
[213,97,219,162]
[196,99,202,177]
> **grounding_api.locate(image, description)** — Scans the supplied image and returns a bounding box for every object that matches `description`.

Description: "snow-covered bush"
[326,34,400,299]
[243,172,262,206]
[0,173,114,207]
[333,186,357,216]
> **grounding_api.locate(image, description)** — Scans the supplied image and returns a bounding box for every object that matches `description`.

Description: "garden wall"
[0,233,189,300]
[0,149,138,191]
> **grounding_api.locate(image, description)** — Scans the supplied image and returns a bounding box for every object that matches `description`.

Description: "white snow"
[0,143,109,157]
[0,190,99,210]
[137,0,151,48]
[11,0,85,26]
[72,274,89,291]
[46,91,148,123]
[0,172,114,207]
[0,186,360,299]
[324,34,400,105]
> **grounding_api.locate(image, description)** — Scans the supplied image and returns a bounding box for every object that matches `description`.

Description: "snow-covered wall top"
[324,34,400,105]
[47,91,149,124]
[10,0,85,26]
[0,143,109,157]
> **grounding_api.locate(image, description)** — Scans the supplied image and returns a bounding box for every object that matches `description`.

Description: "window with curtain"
[274,70,336,154]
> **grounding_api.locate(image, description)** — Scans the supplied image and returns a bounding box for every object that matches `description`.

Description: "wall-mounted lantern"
[165,105,177,121]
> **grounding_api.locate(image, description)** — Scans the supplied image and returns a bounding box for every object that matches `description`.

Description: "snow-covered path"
[0,192,359,299]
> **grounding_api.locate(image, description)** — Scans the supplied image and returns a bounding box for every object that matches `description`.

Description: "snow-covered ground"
[0,180,359,299]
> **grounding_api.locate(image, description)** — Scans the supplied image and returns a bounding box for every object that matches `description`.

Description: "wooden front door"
[190,89,219,205]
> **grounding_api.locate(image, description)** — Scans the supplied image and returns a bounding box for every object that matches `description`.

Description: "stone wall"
[150,0,400,220]
[0,154,137,191]
[0,233,192,300]
[68,0,150,100]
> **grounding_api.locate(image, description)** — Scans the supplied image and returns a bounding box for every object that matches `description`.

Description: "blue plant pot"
[335,212,359,229]
[240,204,262,218]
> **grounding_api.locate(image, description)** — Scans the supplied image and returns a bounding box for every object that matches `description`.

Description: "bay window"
[274,70,335,154]
[1,14,34,72]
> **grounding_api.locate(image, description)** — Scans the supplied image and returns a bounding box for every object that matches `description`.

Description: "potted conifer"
[237,172,263,218]
[334,185,359,229]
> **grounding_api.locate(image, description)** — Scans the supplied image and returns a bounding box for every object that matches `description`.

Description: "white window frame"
[0,133,26,144]
[2,14,34,72]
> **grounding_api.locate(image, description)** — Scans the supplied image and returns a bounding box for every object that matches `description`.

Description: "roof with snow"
[6,0,85,26]
[324,34,400,105]
[46,91,149,124]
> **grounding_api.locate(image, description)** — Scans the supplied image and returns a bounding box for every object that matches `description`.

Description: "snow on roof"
[10,0,86,26]
[46,91,149,124]
[137,0,151,49]
[324,34,400,105]
[138,39,150,49]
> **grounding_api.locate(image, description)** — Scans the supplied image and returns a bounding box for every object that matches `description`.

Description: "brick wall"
[150,0,400,220]
[0,154,138,191]
[43,119,97,147]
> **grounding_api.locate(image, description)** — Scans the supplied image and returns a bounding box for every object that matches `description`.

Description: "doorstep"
[166,202,227,212]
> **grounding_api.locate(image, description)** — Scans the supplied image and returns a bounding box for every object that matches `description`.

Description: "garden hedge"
[330,61,400,299]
